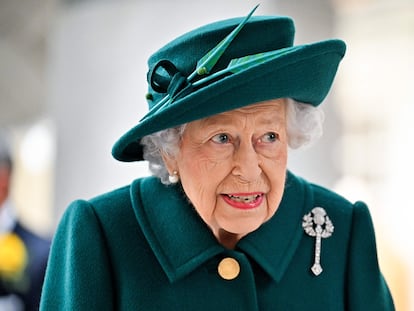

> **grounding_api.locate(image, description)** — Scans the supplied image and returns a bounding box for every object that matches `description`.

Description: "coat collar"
[131,171,312,284]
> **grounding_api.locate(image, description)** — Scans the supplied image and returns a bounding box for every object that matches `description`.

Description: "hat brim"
[112,39,345,162]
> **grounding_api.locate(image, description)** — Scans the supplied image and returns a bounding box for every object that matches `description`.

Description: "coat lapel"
[131,177,224,283]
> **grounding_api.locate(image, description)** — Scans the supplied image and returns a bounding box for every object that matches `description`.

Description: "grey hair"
[141,126,186,185]
[141,99,324,184]
[285,98,324,149]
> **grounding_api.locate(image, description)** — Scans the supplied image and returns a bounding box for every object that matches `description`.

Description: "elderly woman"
[40,7,394,311]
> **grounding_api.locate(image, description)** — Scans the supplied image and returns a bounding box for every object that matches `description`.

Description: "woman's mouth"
[221,193,264,209]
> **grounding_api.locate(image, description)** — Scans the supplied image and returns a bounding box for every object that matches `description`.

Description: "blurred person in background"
[0,132,50,311]
[40,6,394,310]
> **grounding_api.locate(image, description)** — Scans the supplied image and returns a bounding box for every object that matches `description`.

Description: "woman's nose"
[231,141,262,182]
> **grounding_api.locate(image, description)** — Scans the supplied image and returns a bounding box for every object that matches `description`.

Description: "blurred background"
[0,0,412,309]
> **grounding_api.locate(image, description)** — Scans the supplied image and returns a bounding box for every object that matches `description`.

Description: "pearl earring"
[168,171,179,184]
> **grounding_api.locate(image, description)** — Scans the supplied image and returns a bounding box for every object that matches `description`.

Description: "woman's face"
[165,99,288,247]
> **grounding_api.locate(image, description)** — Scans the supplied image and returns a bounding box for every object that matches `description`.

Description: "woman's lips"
[221,193,264,209]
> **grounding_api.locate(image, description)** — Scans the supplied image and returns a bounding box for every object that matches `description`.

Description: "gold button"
[218,257,240,280]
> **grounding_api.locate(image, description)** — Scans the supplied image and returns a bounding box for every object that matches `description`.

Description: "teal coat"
[40,172,394,310]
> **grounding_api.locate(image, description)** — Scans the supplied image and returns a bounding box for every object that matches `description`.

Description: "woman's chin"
[217,219,263,239]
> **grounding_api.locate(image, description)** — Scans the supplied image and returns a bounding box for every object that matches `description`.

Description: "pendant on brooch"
[302,207,334,276]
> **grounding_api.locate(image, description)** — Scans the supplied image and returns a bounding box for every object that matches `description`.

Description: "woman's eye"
[211,133,230,144]
[261,132,278,143]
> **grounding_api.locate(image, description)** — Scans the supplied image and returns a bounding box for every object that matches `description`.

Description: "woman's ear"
[161,152,178,175]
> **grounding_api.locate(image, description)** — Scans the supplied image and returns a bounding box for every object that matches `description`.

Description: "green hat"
[112,6,346,162]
